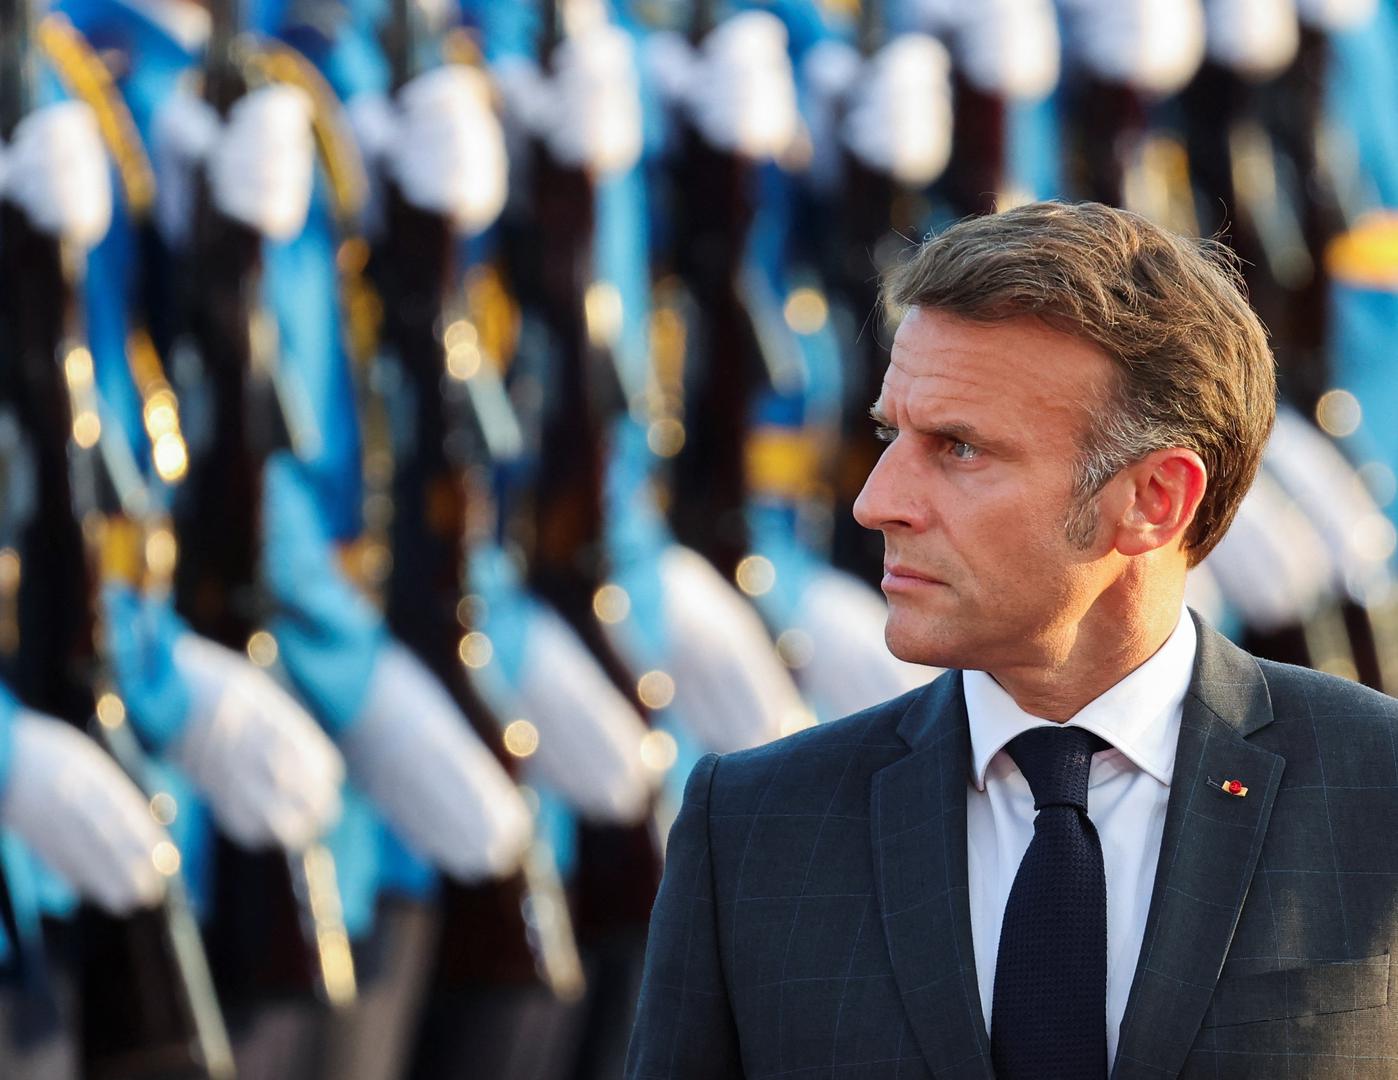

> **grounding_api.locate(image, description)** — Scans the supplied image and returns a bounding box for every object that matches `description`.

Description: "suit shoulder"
[1255,657,1398,724]
[704,681,931,815]
[1252,658,1398,793]
[721,680,928,771]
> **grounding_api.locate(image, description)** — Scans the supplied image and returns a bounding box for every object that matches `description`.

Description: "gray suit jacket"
[624,616,1398,1078]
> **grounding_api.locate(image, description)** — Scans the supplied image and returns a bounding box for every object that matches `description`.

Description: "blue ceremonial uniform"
[0,683,34,973]
[59,0,397,941]
[1322,3,1398,535]
[0,33,210,963]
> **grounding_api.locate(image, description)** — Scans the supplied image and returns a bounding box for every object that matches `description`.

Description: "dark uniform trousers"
[625,614,1398,1079]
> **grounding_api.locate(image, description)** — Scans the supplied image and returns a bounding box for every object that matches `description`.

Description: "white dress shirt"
[964,607,1197,1067]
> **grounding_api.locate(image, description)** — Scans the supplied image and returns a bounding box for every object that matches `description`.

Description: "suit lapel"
[872,672,993,1080]
[1111,618,1286,1079]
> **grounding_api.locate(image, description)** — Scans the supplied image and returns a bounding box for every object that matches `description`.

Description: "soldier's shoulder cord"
[246,39,368,225]
[37,13,155,219]
[1327,211,1398,292]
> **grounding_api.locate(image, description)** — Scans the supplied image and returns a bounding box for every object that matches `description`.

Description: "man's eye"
[949,441,979,461]
[874,426,898,444]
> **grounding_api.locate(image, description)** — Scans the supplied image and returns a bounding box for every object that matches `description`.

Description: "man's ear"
[1110,448,1208,558]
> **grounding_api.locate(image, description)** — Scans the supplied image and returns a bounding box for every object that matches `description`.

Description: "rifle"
[1180,46,1388,689]
[660,0,792,582]
[1182,57,1308,376]
[369,0,584,1010]
[942,75,1006,218]
[824,0,919,587]
[1068,67,1196,235]
[498,0,668,1069]
[1257,25,1349,413]
[1262,29,1398,696]
[170,0,355,1020]
[0,0,233,1074]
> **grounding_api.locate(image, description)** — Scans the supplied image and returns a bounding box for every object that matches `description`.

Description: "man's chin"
[884,615,965,671]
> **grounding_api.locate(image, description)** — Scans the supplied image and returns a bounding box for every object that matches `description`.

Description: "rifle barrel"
[0,0,36,138]
[204,0,246,114]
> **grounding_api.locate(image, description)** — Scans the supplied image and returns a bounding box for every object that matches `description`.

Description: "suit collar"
[1111,615,1285,1078]
[875,671,994,1079]
[895,665,963,752]
[1183,610,1278,739]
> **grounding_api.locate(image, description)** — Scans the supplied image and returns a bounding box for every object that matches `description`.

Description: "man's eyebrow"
[867,406,994,447]
[925,420,993,446]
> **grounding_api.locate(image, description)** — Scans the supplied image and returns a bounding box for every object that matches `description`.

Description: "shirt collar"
[964,607,1197,791]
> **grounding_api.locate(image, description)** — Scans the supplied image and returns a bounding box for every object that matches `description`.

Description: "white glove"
[213,84,315,239]
[1202,471,1334,632]
[1264,407,1395,601]
[510,606,656,824]
[0,710,168,915]
[788,567,938,719]
[608,545,807,753]
[154,83,315,244]
[841,34,954,186]
[953,0,1061,99]
[378,66,508,234]
[1205,0,1299,78]
[690,12,799,159]
[496,24,643,178]
[169,634,344,852]
[340,642,531,881]
[1295,0,1377,29]
[3,100,112,248]
[1065,0,1206,95]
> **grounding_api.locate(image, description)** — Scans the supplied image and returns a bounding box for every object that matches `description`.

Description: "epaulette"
[821,0,860,23]
[746,424,826,502]
[247,39,368,225]
[442,26,486,70]
[1326,212,1398,292]
[624,0,685,32]
[37,13,155,218]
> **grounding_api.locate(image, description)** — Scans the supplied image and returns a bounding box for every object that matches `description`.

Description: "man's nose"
[853,442,911,532]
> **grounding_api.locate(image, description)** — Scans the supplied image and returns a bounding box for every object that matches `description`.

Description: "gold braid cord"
[245,42,387,596]
[37,17,191,489]
[38,13,156,218]
[247,41,369,225]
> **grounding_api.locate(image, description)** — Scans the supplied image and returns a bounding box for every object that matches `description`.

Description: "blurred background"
[1,0,1397,1076]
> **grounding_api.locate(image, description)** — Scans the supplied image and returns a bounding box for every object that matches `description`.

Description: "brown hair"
[882,200,1276,564]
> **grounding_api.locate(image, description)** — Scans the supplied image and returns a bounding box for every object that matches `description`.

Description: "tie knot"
[1006,726,1108,812]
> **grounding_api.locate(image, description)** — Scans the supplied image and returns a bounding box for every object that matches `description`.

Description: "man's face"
[853,307,1120,672]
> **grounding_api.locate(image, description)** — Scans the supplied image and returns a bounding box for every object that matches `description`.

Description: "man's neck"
[988,585,1187,722]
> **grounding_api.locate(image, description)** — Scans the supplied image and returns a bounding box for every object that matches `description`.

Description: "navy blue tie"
[991,726,1110,1080]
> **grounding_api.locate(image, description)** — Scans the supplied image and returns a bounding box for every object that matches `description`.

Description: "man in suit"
[624,200,1398,1079]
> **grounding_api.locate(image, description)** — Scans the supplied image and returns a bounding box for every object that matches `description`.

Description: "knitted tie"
[991,726,1110,1080]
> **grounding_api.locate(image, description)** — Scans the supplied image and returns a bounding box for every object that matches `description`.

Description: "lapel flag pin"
[1220,778,1248,797]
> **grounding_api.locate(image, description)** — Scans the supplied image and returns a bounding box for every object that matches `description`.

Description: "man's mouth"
[882,563,945,588]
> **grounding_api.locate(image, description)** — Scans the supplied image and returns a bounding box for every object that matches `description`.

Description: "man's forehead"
[872,357,993,422]
[869,309,1118,459]
[880,307,1114,414]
